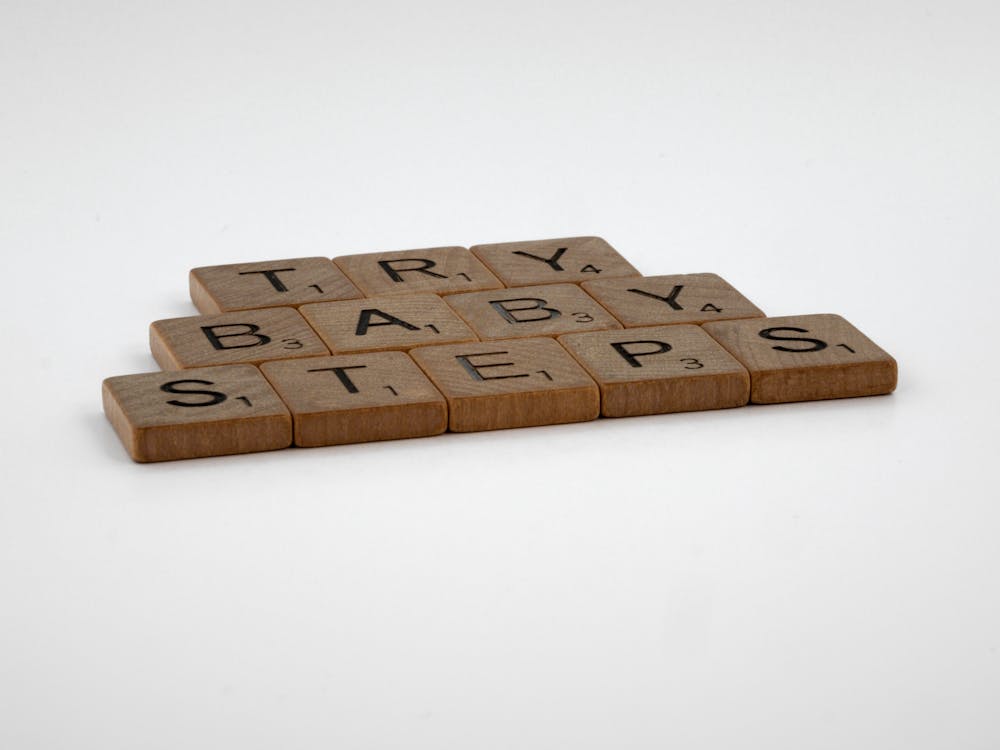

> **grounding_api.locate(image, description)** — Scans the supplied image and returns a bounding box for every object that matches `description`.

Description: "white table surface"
[2,2,998,748]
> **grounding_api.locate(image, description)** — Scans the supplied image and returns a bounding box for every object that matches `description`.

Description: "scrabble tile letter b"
[410,337,599,432]
[150,307,329,369]
[102,365,292,462]
[445,283,621,341]
[703,314,897,403]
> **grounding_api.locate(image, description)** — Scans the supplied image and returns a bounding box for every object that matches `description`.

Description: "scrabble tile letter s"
[703,314,897,403]
[102,365,292,462]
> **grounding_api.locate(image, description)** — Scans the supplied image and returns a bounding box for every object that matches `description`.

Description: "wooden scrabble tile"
[299,293,478,354]
[150,307,329,369]
[259,352,447,447]
[470,236,641,287]
[333,246,503,297]
[409,337,599,432]
[558,325,750,417]
[102,365,292,462]
[189,257,363,313]
[444,283,622,341]
[582,273,765,327]
[702,314,897,403]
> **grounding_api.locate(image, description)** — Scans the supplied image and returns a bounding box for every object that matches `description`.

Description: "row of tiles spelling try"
[102,237,898,462]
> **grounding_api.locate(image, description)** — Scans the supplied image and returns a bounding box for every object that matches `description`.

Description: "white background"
[2,1,998,748]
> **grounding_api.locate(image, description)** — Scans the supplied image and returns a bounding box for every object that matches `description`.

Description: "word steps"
[102,237,897,461]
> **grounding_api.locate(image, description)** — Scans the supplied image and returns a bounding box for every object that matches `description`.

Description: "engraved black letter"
[512,246,567,271]
[377,258,447,282]
[160,379,227,407]
[237,268,296,292]
[758,326,828,353]
[610,340,672,368]
[628,285,684,310]
[489,298,561,324]
[201,324,271,350]
[355,309,420,336]
[456,352,530,381]
[307,365,368,394]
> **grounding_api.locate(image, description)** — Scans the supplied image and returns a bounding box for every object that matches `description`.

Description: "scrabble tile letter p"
[703,314,897,403]
[559,325,750,417]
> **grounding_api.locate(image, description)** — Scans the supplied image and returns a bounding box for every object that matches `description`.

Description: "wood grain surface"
[150,307,329,369]
[102,365,292,462]
[558,324,750,417]
[582,272,765,327]
[444,283,621,341]
[189,257,363,313]
[409,337,599,432]
[470,236,641,287]
[702,313,898,403]
[299,293,478,354]
[334,246,503,297]
[259,353,447,447]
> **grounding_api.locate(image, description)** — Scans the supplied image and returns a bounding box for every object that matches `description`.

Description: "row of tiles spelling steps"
[103,237,898,462]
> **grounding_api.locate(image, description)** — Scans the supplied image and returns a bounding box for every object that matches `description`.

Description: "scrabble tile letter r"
[334,246,503,297]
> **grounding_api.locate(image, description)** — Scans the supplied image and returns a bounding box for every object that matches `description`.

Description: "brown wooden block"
[299,293,478,354]
[470,236,641,287]
[333,246,503,297]
[444,283,622,341]
[150,307,329,369]
[582,273,765,327]
[102,365,292,462]
[558,325,750,417]
[702,314,897,404]
[409,337,599,432]
[189,257,363,313]
[259,352,447,447]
